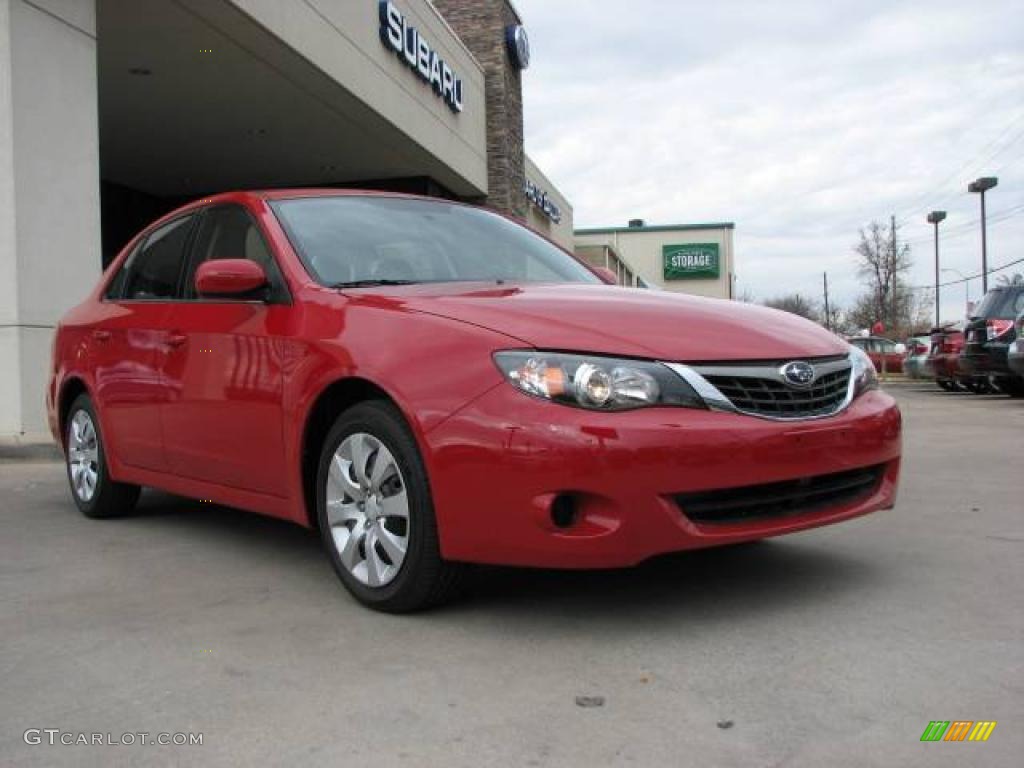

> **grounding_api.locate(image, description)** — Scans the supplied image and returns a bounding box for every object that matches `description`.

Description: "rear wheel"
[65,394,141,518]
[993,376,1024,397]
[316,401,462,612]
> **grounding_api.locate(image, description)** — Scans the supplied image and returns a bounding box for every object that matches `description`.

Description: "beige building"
[574,243,647,288]
[575,220,735,298]
[0,0,572,443]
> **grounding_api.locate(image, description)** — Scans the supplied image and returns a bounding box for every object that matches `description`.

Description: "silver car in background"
[904,336,932,380]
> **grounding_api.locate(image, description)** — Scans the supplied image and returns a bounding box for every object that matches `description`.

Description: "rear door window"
[113,216,196,301]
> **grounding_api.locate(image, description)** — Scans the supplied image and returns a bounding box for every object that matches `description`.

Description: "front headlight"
[849,345,878,397]
[493,351,705,411]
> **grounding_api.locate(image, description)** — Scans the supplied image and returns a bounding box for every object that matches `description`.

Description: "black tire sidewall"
[316,401,440,609]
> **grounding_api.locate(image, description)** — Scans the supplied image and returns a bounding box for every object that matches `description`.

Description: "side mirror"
[195,259,267,298]
[593,267,619,285]
[894,343,907,355]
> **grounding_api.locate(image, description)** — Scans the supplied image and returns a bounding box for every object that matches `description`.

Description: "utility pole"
[927,211,947,327]
[968,177,997,293]
[890,214,898,338]
[822,272,831,331]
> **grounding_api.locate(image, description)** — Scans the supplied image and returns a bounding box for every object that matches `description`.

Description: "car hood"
[349,282,850,362]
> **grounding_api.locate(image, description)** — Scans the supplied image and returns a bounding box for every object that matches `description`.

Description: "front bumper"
[425,385,901,568]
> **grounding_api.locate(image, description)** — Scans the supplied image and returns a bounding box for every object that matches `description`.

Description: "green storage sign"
[663,243,720,280]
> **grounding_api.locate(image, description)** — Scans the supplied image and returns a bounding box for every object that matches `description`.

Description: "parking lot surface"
[2,385,1021,767]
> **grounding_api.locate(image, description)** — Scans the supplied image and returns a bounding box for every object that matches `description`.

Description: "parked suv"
[1008,309,1024,379]
[961,285,1024,396]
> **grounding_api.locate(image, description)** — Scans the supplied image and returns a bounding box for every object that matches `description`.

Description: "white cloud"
[517,0,1024,323]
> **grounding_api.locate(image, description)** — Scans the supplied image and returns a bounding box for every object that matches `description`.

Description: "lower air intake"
[674,465,885,524]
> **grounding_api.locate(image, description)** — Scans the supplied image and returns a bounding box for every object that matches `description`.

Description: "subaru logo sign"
[781,361,815,388]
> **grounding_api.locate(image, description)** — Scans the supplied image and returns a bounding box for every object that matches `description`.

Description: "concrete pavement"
[1,385,1021,767]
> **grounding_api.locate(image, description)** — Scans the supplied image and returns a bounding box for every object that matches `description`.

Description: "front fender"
[281,300,521,525]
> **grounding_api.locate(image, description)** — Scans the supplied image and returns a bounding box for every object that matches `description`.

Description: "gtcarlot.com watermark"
[24,729,203,747]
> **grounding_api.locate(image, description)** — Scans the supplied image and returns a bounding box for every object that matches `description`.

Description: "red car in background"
[928,327,967,391]
[847,336,905,374]
[47,190,902,612]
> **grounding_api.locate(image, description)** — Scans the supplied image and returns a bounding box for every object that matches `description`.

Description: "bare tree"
[847,282,919,336]
[763,293,821,322]
[735,287,756,303]
[852,219,913,335]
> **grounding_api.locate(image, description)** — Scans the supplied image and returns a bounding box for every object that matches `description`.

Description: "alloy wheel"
[325,432,409,587]
[68,410,100,502]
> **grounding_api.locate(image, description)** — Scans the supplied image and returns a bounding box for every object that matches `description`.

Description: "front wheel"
[65,394,140,518]
[316,401,463,612]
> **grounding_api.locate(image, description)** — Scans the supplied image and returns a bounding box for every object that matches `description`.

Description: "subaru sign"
[379,1,464,113]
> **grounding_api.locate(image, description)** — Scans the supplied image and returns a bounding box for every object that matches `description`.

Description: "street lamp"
[941,268,969,321]
[967,176,998,292]
[927,211,946,327]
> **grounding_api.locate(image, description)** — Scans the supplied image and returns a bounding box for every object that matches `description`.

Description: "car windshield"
[270,195,600,287]
[973,287,1024,320]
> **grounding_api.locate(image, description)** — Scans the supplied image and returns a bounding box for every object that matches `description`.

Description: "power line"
[905,205,1022,242]
[901,204,1024,246]
[894,114,1024,224]
[908,256,1024,291]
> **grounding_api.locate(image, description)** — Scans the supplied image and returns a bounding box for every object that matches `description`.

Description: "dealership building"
[0,0,580,442]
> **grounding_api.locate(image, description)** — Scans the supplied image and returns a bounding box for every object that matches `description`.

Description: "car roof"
[146,188,460,229]
[251,188,434,202]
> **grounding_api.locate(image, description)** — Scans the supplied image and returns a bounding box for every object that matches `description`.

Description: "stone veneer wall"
[431,0,526,219]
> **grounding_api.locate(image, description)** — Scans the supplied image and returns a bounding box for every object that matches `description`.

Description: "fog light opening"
[550,494,578,529]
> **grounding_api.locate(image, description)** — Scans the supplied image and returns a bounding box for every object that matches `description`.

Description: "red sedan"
[847,336,904,374]
[48,191,901,611]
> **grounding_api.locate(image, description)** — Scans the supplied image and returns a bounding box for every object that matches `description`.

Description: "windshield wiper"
[328,279,420,289]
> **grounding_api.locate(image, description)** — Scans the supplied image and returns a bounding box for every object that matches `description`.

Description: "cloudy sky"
[516,0,1024,323]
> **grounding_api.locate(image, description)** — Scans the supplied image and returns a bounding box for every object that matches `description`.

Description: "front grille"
[704,367,851,419]
[674,464,885,525]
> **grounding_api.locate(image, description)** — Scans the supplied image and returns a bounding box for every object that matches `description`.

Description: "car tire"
[994,376,1024,398]
[316,400,463,613]
[65,394,141,519]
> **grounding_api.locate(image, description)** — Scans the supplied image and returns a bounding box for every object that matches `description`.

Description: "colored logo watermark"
[920,721,997,742]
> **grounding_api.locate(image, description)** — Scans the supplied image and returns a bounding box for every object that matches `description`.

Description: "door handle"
[166,332,188,349]
[92,330,111,342]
